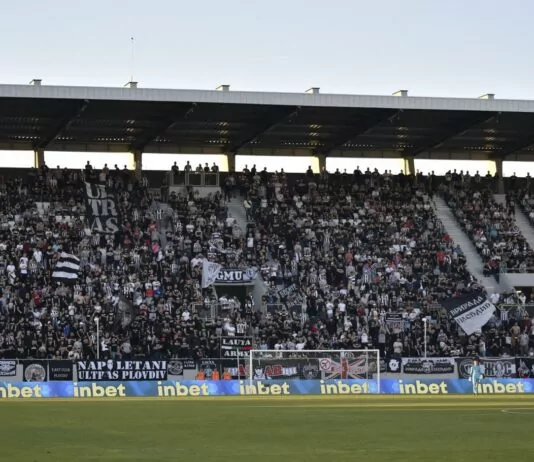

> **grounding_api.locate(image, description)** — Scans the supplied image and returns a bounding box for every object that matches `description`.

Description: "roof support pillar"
[227,152,236,172]
[132,150,143,177]
[403,156,415,175]
[494,158,504,194]
[316,153,326,173]
[34,149,45,168]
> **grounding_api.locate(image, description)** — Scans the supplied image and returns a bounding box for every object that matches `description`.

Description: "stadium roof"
[2,82,534,160]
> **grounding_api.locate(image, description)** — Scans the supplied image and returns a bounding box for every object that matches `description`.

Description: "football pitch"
[1,395,533,462]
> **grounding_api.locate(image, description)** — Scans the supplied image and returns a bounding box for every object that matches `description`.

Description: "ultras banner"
[76,360,167,381]
[84,182,121,234]
[0,379,532,399]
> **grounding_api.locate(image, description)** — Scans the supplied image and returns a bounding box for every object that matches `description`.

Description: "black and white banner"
[22,360,47,382]
[84,182,121,234]
[52,252,80,284]
[0,360,16,377]
[215,267,258,284]
[278,284,298,300]
[440,293,496,335]
[385,358,402,373]
[167,359,196,376]
[76,360,167,381]
[386,313,404,334]
[456,357,516,379]
[220,337,252,358]
[401,357,455,375]
[49,360,74,381]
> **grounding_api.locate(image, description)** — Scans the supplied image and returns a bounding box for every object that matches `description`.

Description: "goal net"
[248,349,380,392]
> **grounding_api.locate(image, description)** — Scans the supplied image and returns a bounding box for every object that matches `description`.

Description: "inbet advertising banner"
[0,378,533,399]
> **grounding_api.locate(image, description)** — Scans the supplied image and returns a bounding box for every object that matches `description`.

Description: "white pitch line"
[501,409,534,415]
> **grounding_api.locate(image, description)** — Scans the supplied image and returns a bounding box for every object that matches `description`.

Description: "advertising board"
[0,378,531,399]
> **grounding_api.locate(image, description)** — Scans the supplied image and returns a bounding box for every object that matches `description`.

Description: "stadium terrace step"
[493,194,506,206]
[505,198,534,287]
[225,195,268,309]
[432,196,511,293]
[513,205,534,251]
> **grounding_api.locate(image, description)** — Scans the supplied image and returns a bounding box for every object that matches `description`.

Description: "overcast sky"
[1,0,531,99]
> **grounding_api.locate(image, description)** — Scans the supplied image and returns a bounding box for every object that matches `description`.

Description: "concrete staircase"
[432,196,511,293]
[226,196,248,231]
[493,194,506,206]
[494,194,534,287]
[495,194,534,251]
[225,196,269,309]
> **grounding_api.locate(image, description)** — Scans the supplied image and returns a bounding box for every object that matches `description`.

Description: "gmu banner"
[215,268,257,284]
[456,357,516,379]
[77,360,167,381]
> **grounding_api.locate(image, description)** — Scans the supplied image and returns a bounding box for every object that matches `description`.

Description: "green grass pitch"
[1,395,533,461]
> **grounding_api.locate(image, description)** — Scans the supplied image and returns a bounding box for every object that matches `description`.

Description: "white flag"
[202,259,222,288]
[441,293,496,336]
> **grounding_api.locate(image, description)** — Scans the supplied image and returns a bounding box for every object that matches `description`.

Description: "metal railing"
[167,171,220,187]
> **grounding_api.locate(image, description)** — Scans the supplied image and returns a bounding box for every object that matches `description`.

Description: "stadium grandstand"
[0,80,534,368]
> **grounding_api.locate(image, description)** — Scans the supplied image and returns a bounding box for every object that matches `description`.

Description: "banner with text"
[167,359,196,377]
[84,182,121,234]
[386,313,404,334]
[215,268,258,284]
[220,338,253,359]
[0,360,16,377]
[0,378,533,399]
[456,357,516,379]
[401,357,455,375]
[76,360,167,381]
[440,293,496,335]
[49,360,74,381]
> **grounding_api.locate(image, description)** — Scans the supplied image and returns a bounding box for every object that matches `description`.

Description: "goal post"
[248,349,381,394]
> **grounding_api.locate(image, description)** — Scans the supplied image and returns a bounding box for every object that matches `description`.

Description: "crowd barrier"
[0,378,532,399]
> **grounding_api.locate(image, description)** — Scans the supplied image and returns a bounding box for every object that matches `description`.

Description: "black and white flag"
[440,293,496,335]
[84,182,121,234]
[52,252,80,284]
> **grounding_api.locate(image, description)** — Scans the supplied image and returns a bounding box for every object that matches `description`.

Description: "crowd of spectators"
[0,162,532,366]
[441,174,534,275]
[0,162,254,362]
[246,167,534,359]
